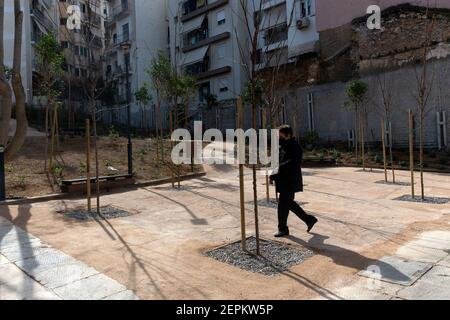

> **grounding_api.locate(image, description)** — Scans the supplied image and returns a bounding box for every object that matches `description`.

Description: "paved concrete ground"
[1,163,449,300]
[0,218,138,300]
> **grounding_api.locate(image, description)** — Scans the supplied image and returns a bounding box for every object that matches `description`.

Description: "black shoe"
[274,230,289,238]
[307,217,318,233]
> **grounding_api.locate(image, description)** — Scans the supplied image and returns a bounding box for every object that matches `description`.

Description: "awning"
[182,14,205,33]
[182,46,209,65]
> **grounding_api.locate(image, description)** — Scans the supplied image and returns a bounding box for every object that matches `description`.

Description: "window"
[295,0,313,19]
[264,23,288,45]
[199,82,210,102]
[217,10,226,25]
[122,23,130,42]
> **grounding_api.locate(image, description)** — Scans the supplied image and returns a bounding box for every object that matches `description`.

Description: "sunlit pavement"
[1,164,449,300]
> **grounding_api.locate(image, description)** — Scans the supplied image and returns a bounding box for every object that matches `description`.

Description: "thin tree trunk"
[381,119,388,182]
[420,110,425,200]
[389,137,396,183]
[92,106,100,214]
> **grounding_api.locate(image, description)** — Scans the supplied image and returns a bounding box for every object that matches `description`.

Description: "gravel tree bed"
[205,237,314,276]
[393,195,450,204]
[375,180,412,186]
[59,205,135,221]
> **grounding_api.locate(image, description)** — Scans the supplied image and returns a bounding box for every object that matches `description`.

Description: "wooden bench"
[60,174,135,194]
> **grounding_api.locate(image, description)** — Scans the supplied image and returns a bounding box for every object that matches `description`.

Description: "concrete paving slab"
[397,266,450,300]
[0,263,27,285]
[33,262,100,289]
[395,242,448,264]
[0,227,41,249]
[0,217,12,226]
[15,249,76,276]
[0,255,10,266]
[418,265,450,287]
[358,256,432,286]
[0,276,59,300]
[53,273,129,300]
[335,284,392,300]
[103,290,140,300]
[0,242,52,262]
[437,256,450,268]
[408,231,450,251]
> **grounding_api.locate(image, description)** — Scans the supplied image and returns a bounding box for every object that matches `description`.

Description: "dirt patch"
[6,135,203,198]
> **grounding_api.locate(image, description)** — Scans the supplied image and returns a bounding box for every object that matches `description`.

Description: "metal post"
[0,146,5,202]
[125,51,133,176]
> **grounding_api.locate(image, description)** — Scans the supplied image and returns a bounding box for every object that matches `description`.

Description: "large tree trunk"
[0,0,13,147]
[5,0,28,161]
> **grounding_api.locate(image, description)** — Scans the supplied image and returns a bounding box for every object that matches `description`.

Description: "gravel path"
[205,237,314,276]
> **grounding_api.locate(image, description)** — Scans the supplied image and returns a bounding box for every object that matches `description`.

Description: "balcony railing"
[183,29,209,48]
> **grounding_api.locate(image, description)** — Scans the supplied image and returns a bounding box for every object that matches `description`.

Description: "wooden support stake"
[262,109,270,202]
[381,119,388,183]
[86,119,91,212]
[409,110,415,198]
[237,97,246,251]
[169,110,175,189]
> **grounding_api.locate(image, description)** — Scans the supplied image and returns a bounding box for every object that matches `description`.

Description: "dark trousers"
[278,192,314,232]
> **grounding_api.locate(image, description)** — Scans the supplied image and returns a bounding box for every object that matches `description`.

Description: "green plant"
[374,154,382,164]
[107,125,119,140]
[5,163,13,173]
[13,175,26,190]
[103,159,113,167]
[138,148,148,161]
[78,161,87,175]
[399,160,408,168]
[52,165,65,179]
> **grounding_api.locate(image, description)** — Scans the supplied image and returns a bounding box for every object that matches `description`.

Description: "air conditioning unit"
[297,17,310,30]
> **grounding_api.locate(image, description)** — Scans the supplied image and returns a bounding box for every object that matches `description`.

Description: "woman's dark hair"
[278,125,294,137]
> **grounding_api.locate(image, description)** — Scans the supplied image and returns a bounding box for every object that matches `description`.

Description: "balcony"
[111,1,131,21]
[30,5,55,32]
[105,33,133,50]
[185,60,231,81]
[182,32,230,53]
[107,65,132,80]
[181,0,229,23]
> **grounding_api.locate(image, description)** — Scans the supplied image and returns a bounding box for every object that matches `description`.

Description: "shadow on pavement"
[288,233,410,284]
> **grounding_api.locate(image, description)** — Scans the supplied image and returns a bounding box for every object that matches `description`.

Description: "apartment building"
[256,0,319,69]
[58,0,105,102]
[3,0,33,104]
[104,0,168,127]
[168,0,250,131]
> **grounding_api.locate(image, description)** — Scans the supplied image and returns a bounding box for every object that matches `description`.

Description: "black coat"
[270,138,304,194]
